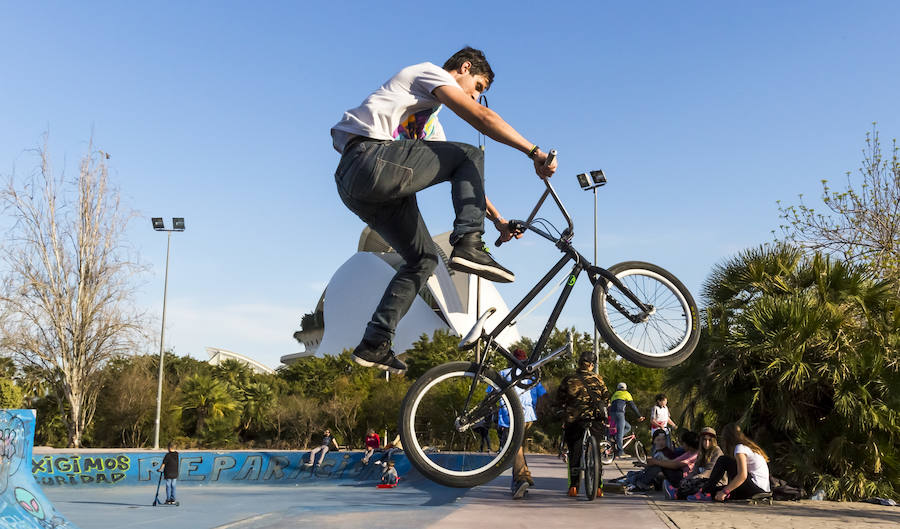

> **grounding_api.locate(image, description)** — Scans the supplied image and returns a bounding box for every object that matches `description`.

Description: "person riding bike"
[331,46,558,373]
[609,382,645,457]
[555,351,610,498]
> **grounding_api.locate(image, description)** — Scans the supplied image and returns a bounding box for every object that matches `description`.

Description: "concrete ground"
[44,454,899,529]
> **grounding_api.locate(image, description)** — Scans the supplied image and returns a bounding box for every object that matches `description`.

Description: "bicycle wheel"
[592,261,700,368]
[598,440,615,465]
[400,361,524,488]
[634,440,647,464]
[583,435,600,500]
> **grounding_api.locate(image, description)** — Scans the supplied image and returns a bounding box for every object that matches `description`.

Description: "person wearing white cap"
[609,382,644,457]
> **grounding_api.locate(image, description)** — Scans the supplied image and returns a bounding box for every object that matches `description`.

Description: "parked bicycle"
[399,152,699,488]
[598,424,647,465]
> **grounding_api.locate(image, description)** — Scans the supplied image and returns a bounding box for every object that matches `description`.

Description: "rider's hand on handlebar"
[533,148,557,179]
[493,218,524,244]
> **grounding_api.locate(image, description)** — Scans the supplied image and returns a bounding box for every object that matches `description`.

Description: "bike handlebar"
[495,149,574,247]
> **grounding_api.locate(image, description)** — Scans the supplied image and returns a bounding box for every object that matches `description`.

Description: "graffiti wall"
[32,449,411,487]
[1,409,79,528]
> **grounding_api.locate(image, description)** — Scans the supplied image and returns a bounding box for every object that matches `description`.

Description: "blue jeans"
[335,139,486,344]
[613,411,631,455]
[165,478,176,502]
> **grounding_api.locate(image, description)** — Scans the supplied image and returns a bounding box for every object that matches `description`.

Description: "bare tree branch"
[0,134,148,447]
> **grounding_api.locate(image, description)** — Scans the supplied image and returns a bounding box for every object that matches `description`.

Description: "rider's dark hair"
[655,393,666,403]
[680,430,700,450]
[443,46,494,89]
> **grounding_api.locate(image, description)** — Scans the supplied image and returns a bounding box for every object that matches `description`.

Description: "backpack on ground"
[770,476,804,501]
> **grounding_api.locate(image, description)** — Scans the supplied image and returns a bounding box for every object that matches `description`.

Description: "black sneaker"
[352,339,407,374]
[512,480,530,499]
[449,233,515,283]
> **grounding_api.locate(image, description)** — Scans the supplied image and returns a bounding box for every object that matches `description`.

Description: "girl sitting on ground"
[690,423,770,502]
[676,426,724,498]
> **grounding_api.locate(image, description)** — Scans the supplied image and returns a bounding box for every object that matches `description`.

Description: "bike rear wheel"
[583,435,600,500]
[592,261,700,368]
[634,439,647,464]
[400,361,524,488]
[598,440,615,465]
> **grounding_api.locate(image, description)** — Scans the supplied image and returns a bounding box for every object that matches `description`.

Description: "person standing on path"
[160,442,179,505]
[498,348,547,499]
[555,351,610,498]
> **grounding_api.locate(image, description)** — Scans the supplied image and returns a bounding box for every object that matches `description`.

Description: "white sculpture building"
[207,347,276,375]
[282,228,520,364]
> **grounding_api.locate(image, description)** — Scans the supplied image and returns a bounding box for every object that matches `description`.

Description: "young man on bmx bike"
[331,46,557,373]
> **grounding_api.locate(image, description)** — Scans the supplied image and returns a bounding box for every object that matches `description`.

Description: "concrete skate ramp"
[1,409,80,528]
[40,451,487,529]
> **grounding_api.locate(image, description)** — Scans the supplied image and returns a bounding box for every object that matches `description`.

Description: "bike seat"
[459,308,497,350]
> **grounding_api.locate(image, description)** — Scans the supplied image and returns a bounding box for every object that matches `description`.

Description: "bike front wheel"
[592,261,700,368]
[634,440,647,464]
[598,440,615,465]
[583,435,600,500]
[400,361,524,488]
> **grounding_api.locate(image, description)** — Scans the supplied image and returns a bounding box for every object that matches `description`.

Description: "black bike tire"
[591,261,700,368]
[399,361,524,488]
[634,440,647,464]
[584,435,600,501]
[598,440,614,465]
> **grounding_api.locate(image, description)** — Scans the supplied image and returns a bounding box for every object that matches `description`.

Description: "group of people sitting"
[302,428,402,485]
[621,422,771,502]
[557,351,770,502]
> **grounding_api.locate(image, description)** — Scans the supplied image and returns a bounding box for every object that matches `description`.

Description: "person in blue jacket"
[609,382,644,457]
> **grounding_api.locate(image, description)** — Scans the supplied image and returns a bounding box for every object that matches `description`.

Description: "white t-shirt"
[331,62,457,153]
[734,444,770,492]
[650,405,669,432]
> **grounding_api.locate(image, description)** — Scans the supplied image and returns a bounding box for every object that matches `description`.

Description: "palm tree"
[178,374,239,434]
[239,381,275,432]
[666,244,900,500]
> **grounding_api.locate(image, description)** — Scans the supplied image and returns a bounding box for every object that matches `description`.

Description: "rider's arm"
[628,400,642,418]
[432,85,556,177]
[485,196,522,243]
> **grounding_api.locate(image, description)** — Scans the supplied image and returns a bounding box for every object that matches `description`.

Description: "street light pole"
[153,231,171,450]
[151,217,185,450]
[593,186,599,373]
[576,171,606,374]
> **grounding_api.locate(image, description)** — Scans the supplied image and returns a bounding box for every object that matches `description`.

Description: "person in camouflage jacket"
[555,350,610,497]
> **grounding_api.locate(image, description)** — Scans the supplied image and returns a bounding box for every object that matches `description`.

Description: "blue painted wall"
[32,450,410,487]
[1,409,80,528]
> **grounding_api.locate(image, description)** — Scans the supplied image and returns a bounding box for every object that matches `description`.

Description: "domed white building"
[282,228,520,364]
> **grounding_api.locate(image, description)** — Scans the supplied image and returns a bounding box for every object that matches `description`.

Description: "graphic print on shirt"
[394,107,441,140]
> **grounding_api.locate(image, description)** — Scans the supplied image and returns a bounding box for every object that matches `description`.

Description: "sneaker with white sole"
[352,339,407,374]
[512,480,530,499]
[449,233,515,283]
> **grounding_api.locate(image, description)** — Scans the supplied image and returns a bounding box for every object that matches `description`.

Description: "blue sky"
[2,1,899,369]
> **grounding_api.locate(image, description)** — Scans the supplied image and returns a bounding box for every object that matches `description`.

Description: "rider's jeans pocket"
[370,157,413,199]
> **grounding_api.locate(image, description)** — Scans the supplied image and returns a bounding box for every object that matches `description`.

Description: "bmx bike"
[399,151,699,488]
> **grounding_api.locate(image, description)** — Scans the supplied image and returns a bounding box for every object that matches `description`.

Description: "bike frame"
[455,177,653,430]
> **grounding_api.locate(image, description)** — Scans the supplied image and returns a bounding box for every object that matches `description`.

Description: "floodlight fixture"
[172,217,185,231]
[152,217,165,230]
[576,172,591,190]
[590,169,607,186]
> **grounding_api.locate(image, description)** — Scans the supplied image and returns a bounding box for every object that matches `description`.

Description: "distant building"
[283,228,520,365]
[207,347,275,375]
